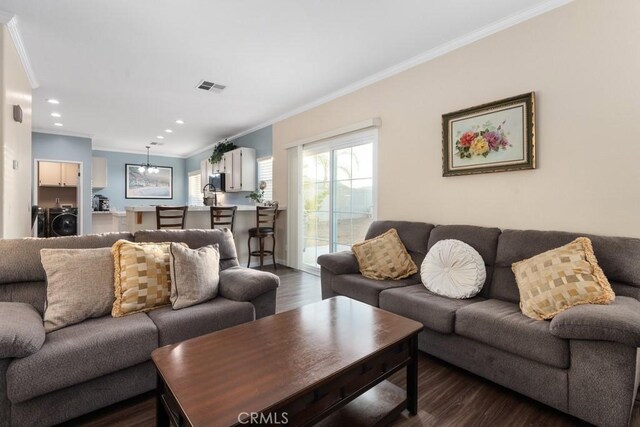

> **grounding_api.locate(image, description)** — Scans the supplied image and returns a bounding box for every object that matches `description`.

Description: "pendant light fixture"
[138,146,160,174]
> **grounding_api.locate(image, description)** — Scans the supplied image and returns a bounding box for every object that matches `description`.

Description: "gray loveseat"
[318,221,640,426]
[0,228,279,427]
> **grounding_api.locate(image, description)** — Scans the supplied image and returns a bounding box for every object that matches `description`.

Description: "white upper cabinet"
[91,157,108,188]
[200,158,213,190]
[225,147,256,192]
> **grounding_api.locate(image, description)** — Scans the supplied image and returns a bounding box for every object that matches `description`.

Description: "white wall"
[273,0,640,238]
[0,25,32,238]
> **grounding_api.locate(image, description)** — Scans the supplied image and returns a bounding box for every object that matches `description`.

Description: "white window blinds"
[188,171,202,205]
[257,157,273,201]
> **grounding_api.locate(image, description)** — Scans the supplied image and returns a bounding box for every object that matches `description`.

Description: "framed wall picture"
[125,164,173,199]
[442,92,535,176]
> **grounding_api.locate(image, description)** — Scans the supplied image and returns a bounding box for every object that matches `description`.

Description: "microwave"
[209,173,226,192]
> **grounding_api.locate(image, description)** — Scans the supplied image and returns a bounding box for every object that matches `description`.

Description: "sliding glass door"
[301,130,376,271]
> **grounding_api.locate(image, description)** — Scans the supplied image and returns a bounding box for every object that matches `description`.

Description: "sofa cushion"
[134,228,240,270]
[365,221,434,276]
[6,313,157,403]
[331,274,419,307]
[513,237,614,320]
[0,302,45,358]
[0,232,133,286]
[428,225,501,298]
[455,299,569,369]
[492,229,640,303]
[147,297,255,346]
[352,229,417,280]
[380,285,485,334]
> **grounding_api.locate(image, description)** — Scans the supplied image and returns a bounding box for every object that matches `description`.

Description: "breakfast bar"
[124,205,286,266]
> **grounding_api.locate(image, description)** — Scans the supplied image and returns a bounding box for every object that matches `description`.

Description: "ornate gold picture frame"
[442,92,536,176]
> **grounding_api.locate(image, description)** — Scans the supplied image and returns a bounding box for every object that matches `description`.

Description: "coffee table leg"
[407,336,418,415]
[156,377,170,427]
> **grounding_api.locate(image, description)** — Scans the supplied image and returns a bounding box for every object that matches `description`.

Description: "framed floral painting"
[442,92,535,176]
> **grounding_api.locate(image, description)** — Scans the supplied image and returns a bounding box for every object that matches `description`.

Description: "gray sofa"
[318,220,640,427]
[0,228,279,427]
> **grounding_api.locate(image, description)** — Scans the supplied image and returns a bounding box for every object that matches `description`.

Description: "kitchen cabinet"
[225,147,256,192]
[211,159,223,174]
[38,162,79,187]
[91,157,108,188]
[200,159,213,190]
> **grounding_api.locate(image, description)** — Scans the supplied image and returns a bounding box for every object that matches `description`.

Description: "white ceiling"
[1,0,563,157]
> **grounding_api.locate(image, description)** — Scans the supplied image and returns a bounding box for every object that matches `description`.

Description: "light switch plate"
[12,160,19,170]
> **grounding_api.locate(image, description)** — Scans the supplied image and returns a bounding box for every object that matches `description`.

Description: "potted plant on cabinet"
[209,139,237,164]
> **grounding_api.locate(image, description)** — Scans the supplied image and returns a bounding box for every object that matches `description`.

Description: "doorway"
[33,159,83,237]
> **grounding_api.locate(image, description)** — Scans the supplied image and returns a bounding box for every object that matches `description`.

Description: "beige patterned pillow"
[512,237,614,320]
[111,240,182,317]
[352,228,417,280]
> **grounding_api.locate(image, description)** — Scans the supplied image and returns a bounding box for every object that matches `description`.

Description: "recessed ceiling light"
[175,119,184,125]
[165,129,173,133]
[51,112,61,118]
[47,99,60,104]
[157,135,164,139]
[54,122,63,127]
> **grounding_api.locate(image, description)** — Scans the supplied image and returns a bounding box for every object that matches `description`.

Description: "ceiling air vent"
[196,80,226,92]
[150,141,164,146]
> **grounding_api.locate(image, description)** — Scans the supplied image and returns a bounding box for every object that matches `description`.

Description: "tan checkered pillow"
[512,237,614,320]
[352,228,417,280]
[111,240,182,317]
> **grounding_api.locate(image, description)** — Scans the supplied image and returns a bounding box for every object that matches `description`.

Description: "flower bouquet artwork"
[442,92,536,176]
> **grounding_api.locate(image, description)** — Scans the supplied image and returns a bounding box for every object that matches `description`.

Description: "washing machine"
[48,207,78,237]
[37,207,47,237]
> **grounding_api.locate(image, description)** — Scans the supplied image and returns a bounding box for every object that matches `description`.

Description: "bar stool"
[155,206,188,229]
[210,206,237,232]
[247,205,279,269]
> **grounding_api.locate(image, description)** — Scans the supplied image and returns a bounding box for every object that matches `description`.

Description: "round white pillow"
[421,239,486,299]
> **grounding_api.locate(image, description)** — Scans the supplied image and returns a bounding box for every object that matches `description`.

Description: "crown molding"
[33,127,93,139]
[0,11,39,89]
[186,0,573,158]
[92,145,187,159]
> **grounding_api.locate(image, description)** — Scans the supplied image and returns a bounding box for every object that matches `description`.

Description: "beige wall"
[1,25,32,238]
[272,0,640,239]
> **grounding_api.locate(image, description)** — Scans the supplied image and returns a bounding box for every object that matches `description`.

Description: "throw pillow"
[421,239,486,299]
[40,248,115,332]
[512,237,614,320]
[352,228,417,280]
[111,240,179,317]
[169,243,221,310]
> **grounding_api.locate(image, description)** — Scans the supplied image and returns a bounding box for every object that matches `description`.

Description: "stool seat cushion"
[249,227,274,235]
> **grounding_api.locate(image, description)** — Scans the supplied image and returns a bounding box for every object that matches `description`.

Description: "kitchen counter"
[124,204,287,266]
[92,210,127,233]
[124,205,282,213]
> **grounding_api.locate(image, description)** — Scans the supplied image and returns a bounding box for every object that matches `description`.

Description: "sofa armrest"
[219,266,279,302]
[317,251,360,275]
[549,296,640,347]
[0,302,46,358]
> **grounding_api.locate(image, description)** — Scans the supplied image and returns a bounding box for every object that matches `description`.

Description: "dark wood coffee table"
[152,296,423,426]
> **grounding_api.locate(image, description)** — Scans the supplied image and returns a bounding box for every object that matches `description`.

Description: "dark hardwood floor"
[65,266,640,427]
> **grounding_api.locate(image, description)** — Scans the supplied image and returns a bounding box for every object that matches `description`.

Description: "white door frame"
[32,158,84,237]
